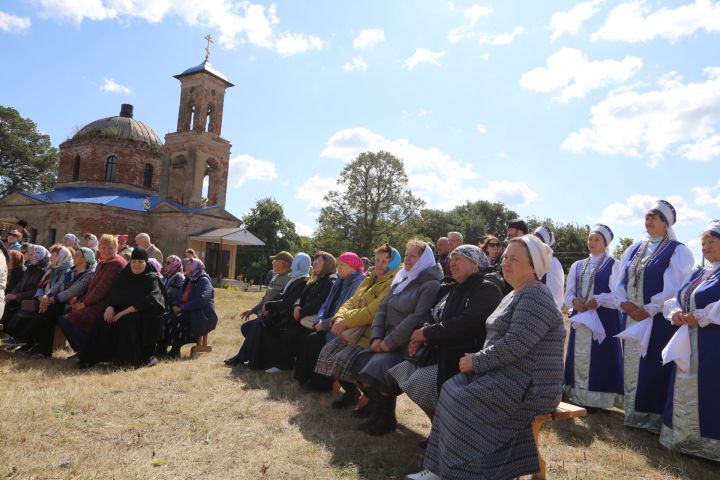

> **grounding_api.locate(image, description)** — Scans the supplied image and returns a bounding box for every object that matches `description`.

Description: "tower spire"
[204,33,213,62]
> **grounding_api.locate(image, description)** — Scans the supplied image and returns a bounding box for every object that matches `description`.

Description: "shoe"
[366,395,397,436]
[265,367,282,373]
[144,356,159,368]
[405,470,441,480]
[224,354,241,366]
[357,388,382,431]
[332,387,359,409]
[352,396,373,418]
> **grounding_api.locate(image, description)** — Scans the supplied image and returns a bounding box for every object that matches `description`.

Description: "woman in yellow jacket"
[314,243,402,408]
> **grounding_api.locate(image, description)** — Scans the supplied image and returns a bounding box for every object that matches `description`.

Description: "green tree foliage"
[527,217,591,272]
[612,237,635,259]
[235,197,301,282]
[415,200,519,245]
[314,151,424,256]
[0,106,58,197]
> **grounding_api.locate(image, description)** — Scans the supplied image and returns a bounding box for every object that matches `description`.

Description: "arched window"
[105,155,118,181]
[72,155,81,181]
[143,163,153,188]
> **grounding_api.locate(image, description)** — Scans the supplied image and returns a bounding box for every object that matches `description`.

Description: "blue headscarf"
[283,252,311,293]
[387,246,402,272]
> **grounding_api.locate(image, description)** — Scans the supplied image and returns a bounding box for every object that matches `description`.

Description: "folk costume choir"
[1,199,719,479]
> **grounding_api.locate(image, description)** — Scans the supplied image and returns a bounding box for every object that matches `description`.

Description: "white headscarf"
[648,199,677,241]
[519,234,553,279]
[533,226,556,247]
[391,242,437,294]
[590,223,614,247]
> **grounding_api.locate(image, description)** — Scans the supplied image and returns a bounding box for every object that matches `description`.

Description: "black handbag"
[406,343,438,367]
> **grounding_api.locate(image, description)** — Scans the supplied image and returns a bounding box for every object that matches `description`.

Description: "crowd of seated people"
[3,197,717,477]
[0,231,215,370]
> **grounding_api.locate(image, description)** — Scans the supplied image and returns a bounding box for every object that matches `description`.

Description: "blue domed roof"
[73,104,163,149]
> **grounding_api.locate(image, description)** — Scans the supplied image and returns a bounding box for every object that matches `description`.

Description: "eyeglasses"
[487,242,501,247]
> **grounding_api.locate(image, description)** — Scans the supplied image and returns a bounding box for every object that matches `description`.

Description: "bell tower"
[160,35,234,208]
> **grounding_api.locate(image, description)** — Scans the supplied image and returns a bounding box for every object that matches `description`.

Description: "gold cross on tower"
[204,33,213,62]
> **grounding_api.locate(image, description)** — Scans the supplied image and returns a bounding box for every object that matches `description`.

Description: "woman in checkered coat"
[407,235,566,480]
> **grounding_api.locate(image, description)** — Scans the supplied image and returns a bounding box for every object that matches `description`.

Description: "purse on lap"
[339,326,365,345]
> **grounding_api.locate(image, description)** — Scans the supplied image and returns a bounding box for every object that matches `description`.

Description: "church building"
[0,52,262,279]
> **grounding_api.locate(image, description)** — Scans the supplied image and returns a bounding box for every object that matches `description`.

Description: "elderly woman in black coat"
[79,248,165,368]
[389,245,503,419]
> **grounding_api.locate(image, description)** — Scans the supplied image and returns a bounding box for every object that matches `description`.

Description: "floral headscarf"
[164,255,183,275]
[29,245,50,266]
[53,246,74,269]
[63,233,81,251]
[184,257,206,281]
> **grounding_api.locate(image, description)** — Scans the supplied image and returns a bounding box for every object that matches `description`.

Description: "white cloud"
[593,0,720,42]
[403,108,429,119]
[275,32,323,56]
[342,56,368,72]
[693,178,720,206]
[492,26,525,45]
[353,28,385,48]
[520,47,642,102]
[295,174,337,213]
[228,154,277,187]
[0,10,31,32]
[294,221,315,236]
[678,134,720,161]
[562,67,720,164]
[319,127,537,210]
[480,53,490,61]
[404,48,446,71]
[447,4,493,43]
[475,123,487,133]
[100,77,133,95]
[37,1,320,55]
[550,0,604,41]
[597,194,707,225]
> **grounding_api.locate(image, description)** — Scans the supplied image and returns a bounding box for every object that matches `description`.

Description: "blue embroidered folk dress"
[611,236,694,432]
[661,262,720,461]
[564,254,624,408]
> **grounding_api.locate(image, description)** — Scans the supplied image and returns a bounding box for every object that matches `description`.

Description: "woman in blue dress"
[612,199,693,432]
[564,224,624,408]
[660,220,720,461]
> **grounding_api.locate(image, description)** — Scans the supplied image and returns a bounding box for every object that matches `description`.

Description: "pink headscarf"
[184,257,206,281]
[164,254,183,275]
[147,258,163,279]
[337,252,365,273]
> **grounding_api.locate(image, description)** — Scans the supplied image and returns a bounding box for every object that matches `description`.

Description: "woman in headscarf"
[248,253,311,370]
[147,258,163,279]
[612,199,694,433]
[39,245,74,297]
[62,233,81,252]
[315,244,402,407]
[17,247,97,356]
[533,225,565,310]
[59,234,127,354]
[389,245,503,422]
[84,233,99,258]
[407,235,565,480]
[659,220,720,461]
[162,257,217,358]
[293,252,365,390]
[161,255,185,306]
[563,224,624,409]
[1,244,49,339]
[79,248,165,368]
[266,251,338,373]
[350,239,443,436]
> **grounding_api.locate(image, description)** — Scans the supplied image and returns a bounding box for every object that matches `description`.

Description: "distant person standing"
[506,218,528,241]
[533,226,565,310]
[444,232,464,276]
[135,233,163,264]
[436,237,450,276]
[5,231,22,251]
[117,234,133,257]
[16,219,30,243]
[185,248,196,259]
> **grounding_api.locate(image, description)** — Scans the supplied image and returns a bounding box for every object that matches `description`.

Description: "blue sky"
[1,0,719,261]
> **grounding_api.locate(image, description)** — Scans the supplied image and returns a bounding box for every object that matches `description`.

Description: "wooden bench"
[190,334,212,356]
[531,402,587,480]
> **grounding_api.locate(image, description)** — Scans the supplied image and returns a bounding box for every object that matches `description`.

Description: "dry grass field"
[1,289,719,480]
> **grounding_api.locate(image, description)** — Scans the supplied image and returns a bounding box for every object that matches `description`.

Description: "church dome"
[73,104,163,149]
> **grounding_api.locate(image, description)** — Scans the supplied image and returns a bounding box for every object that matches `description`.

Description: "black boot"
[366,395,397,436]
[357,387,382,431]
[332,382,359,409]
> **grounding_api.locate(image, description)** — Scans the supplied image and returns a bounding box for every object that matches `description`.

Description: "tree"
[527,217,591,272]
[314,151,425,256]
[612,237,635,259]
[0,106,58,197]
[415,200,519,245]
[236,197,301,282]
